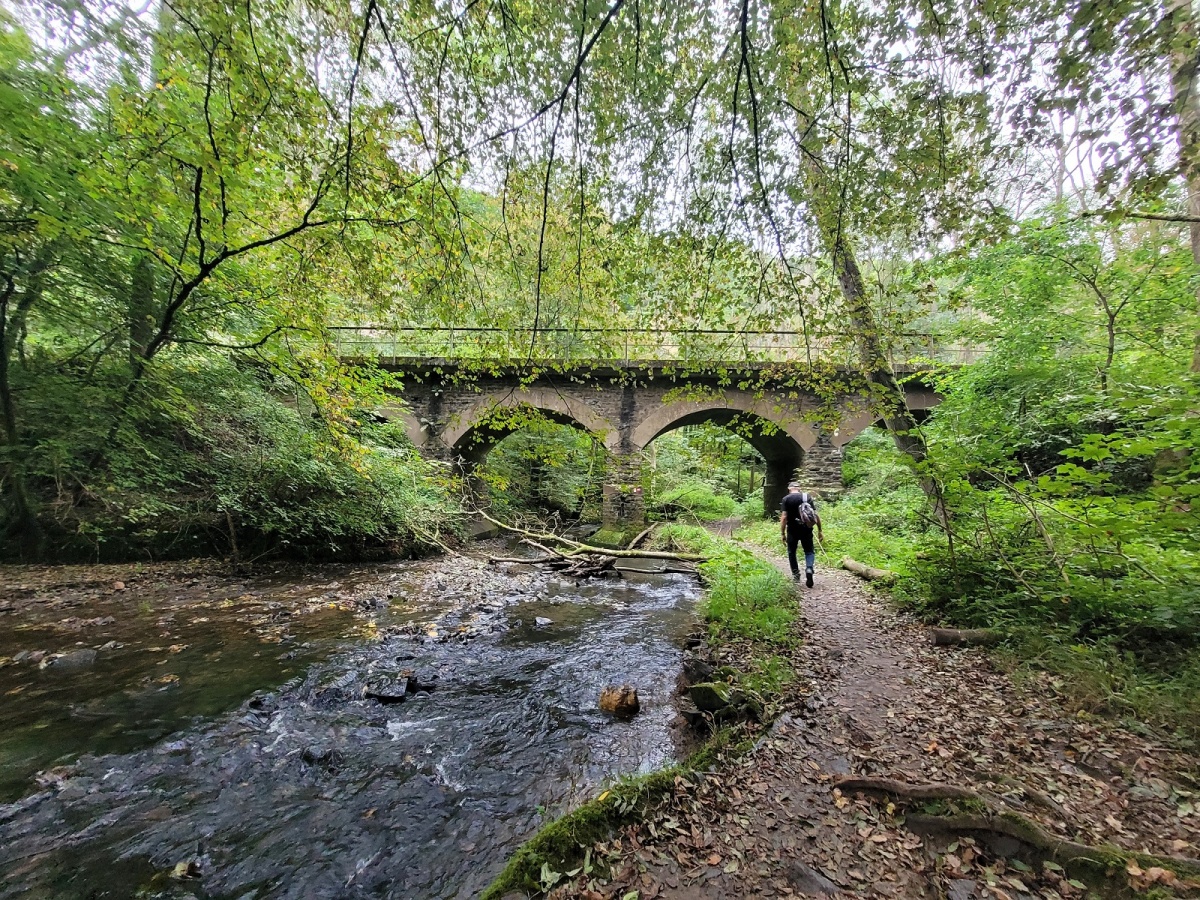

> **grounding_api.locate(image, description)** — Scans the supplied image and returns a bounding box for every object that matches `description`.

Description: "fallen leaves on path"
[552,564,1200,899]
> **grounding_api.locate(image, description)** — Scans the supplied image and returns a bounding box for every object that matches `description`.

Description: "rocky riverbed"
[0,547,701,898]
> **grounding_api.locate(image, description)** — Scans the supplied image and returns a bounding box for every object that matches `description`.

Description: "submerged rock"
[599,684,640,717]
[534,616,553,628]
[43,649,98,672]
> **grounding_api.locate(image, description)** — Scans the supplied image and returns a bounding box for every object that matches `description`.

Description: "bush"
[3,356,460,561]
[655,524,796,645]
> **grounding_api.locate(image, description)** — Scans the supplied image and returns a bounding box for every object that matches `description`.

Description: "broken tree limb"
[477,511,707,561]
[841,557,897,583]
[929,627,1002,647]
[487,555,554,565]
[626,524,657,550]
[837,776,1200,879]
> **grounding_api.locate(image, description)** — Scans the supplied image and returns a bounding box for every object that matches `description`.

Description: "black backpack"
[791,492,818,526]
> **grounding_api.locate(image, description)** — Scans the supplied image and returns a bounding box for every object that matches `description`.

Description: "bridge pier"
[795,434,844,497]
[762,458,800,518]
[600,453,645,536]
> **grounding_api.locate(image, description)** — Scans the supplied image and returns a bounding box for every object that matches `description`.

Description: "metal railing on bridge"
[330,326,982,367]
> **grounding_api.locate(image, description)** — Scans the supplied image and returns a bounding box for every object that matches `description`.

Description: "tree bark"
[841,556,897,583]
[478,510,707,560]
[1169,0,1200,372]
[801,157,929,465]
[929,627,1001,647]
[0,249,56,553]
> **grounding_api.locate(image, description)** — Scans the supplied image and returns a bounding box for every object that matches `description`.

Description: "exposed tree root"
[929,627,1002,647]
[836,776,1200,880]
[841,557,897,583]
[976,769,1068,817]
[836,777,984,803]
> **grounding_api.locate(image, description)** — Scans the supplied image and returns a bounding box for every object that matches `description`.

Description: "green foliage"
[655,524,796,645]
[816,217,1200,736]
[3,355,457,560]
[477,417,605,521]
[647,425,766,523]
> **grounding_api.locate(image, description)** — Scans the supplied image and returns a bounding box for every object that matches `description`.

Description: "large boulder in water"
[363,677,409,704]
[599,684,640,717]
[43,649,97,672]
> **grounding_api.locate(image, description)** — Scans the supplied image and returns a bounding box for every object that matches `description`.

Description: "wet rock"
[44,648,98,671]
[678,697,706,727]
[170,859,202,880]
[785,859,841,894]
[364,678,410,704]
[689,681,732,712]
[534,616,553,628]
[599,684,640,717]
[404,670,439,694]
[682,653,714,684]
[162,739,191,755]
[300,746,342,770]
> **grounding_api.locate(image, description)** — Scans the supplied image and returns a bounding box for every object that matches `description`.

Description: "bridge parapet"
[332,326,982,368]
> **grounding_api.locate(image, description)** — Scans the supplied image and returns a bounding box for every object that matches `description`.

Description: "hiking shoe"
[805,569,814,588]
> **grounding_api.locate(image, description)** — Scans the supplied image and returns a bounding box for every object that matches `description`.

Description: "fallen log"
[929,627,1002,647]
[841,557,897,583]
[836,776,1200,879]
[478,511,707,562]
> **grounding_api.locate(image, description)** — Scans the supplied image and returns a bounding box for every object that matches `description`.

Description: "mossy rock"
[588,527,632,549]
[690,681,733,712]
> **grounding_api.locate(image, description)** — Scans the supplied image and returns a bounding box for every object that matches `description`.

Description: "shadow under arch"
[441,388,619,468]
[629,392,818,516]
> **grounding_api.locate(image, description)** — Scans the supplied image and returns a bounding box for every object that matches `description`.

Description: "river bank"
[0,545,702,898]
[542,554,1200,900]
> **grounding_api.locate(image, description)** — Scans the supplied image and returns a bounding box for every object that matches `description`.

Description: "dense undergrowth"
[3,356,460,562]
[745,417,1200,741]
[738,219,1200,744]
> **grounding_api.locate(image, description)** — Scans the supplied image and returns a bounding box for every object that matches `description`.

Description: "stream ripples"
[0,553,698,899]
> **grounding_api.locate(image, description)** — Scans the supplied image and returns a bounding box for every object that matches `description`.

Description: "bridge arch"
[441,388,619,466]
[629,391,819,515]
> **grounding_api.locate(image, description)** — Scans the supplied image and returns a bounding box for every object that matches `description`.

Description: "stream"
[0,547,700,898]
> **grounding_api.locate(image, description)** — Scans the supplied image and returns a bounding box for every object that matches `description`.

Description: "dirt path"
[552,555,1200,899]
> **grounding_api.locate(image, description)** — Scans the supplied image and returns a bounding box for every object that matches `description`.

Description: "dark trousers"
[786,526,815,577]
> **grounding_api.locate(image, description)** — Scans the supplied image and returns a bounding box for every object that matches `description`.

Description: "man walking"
[780,483,824,587]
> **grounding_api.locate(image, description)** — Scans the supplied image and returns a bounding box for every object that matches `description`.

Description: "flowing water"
[0,550,699,898]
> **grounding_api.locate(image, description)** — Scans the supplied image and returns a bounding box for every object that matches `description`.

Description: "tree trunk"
[799,156,931,469]
[128,255,156,368]
[0,266,48,554]
[1169,0,1200,373]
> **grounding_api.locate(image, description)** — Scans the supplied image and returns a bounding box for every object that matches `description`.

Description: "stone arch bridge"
[375,360,938,533]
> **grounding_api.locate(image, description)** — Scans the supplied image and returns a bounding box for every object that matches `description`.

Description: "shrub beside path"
[550,555,1200,899]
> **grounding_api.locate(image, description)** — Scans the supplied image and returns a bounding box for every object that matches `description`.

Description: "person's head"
[787,482,802,493]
